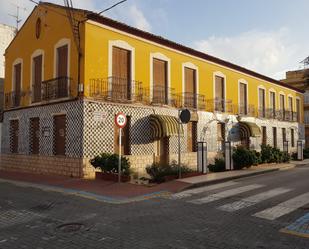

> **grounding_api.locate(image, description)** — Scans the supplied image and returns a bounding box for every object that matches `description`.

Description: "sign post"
[115,112,127,183]
[178,109,191,178]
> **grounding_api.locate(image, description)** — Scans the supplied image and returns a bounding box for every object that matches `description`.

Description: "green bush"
[90,153,131,176]
[146,161,193,183]
[208,157,226,172]
[251,150,262,165]
[232,146,255,170]
[260,145,290,163]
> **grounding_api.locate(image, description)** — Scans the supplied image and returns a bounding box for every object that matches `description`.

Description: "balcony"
[258,107,266,118]
[236,104,256,117]
[265,108,277,119]
[5,91,24,109]
[42,76,72,101]
[151,86,178,106]
[89,77,144,103]
[206,98,233,113]
[180,92,206,110]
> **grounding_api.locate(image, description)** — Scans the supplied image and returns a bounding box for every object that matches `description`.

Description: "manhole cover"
[56,223,85,233]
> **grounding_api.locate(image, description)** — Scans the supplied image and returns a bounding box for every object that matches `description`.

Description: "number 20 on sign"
[115,113,127,183]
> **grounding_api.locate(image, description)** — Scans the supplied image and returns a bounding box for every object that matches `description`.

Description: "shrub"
[146,161,193,183]
[232,146,255,170]
[208,157,226,172]
[90,153,131,176]
[251,150,262,165]
[260,145,290,163]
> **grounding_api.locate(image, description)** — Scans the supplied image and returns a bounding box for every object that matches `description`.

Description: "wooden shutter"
[57,45,68,77]
[215,76,224,99]
[291,129,295,147]
[185,67,196,94]
[288,97,293,111]
[270,92,276,109]
[30,117,40,154]
[54,115,66,155]
[282,128,286,143]
[33,55,42,102]
[259,89,265,112]
[112,46,131,80]
[280,95,285,111]
[262,126,267,145]
[10,120,19,153]
[14,63,21,106]
[153,58,167,103]
[239,83,247,114]
[296,99,300,122]
[273,127,277,148]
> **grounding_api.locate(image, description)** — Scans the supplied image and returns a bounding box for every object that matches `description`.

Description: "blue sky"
[1,0,309,79]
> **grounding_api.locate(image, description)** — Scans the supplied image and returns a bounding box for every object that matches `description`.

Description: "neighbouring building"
[281,68,309,147]
[0,24,16,152]
[0,2,304,178]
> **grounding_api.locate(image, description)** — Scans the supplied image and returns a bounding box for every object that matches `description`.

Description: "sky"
[0,0,308,80]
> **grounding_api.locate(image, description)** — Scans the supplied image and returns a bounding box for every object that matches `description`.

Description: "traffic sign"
[179,109,191,124]
[115,112,127,128]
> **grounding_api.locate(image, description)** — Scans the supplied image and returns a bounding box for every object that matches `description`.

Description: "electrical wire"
[98,0,127,15]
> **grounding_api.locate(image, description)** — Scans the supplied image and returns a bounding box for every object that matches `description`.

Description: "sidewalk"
[0,159,308,204]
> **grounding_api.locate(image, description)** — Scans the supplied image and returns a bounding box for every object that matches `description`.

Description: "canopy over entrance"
[150,114,184,139]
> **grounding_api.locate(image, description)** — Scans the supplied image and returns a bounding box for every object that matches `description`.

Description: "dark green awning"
[150,114,184,139]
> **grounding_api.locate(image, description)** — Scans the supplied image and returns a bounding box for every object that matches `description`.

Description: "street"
[1,165,309,249]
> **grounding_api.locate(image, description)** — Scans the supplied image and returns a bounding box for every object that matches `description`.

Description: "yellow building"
[0,2,304,178]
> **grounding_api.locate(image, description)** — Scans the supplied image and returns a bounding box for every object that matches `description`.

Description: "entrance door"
[112,46,131,100]
[155,137,169,165]
[54,115,66,155]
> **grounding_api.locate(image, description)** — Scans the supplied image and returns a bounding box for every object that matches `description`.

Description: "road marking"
[188,184,264,204]
[171,181,238,199]
[254,192,309,220]
[218,188,292,212]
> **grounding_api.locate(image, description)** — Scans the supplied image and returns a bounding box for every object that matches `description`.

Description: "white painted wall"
[0,24,16,78]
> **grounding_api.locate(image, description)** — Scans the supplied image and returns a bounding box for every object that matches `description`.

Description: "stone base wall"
[0,154,83,177]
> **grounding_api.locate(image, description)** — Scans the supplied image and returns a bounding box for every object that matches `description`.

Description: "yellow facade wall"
[83,21,303,122]
[4,5,82,104]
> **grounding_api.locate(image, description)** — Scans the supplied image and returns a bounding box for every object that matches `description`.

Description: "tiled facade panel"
[1,100,84,157]
[83,100,188,158]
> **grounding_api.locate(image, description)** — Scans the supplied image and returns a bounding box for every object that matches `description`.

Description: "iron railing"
[89,77,143,102]
[206,98,233,113]
[5,91,23,108]
[181,92,206,110]
[151,86,179,106]
[258,107,266,118]
[236,104,256,117]
[42,76,71,101]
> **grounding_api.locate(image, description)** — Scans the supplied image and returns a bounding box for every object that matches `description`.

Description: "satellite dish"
[179,109,191,124]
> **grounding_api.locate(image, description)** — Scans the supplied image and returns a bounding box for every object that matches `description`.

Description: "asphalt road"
[1,165,309,249]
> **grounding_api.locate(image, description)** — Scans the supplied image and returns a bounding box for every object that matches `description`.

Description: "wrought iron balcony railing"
[151,86,178,106]
[5,91,24,109]
[42,76,72,101]
[89,77,143,102]
[206,98,233,113]
[180,92,206,110]
[236,104,256,117]
[258,107,266,118]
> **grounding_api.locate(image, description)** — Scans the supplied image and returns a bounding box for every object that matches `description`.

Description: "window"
[291,129,295,147]
[280,94,285,120]
[13,63,22,107]
[288,97,293,112]
[282,128,286,143]
[153,58,168,104]
[261,126,267,145]
[10,120,19,153]
[259,88,266,118]
[184,67,197,108]
[273,127,277,148]
[296,99,301,122]
[32,55,43,103]
[239,83,247,115]
[114,116,131,155]
[30,118,40,154]
[187,121,197,152]
[215,76,225,111]
[56,44,68,78]
[270,91,276,118]
[112,46,131,100]
[53,115,66,155]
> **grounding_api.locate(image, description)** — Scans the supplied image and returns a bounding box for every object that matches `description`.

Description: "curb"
[180,164,297,191]
[0,178,171,204]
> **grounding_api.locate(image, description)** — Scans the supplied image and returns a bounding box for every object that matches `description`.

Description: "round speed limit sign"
[115,112,127,128]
